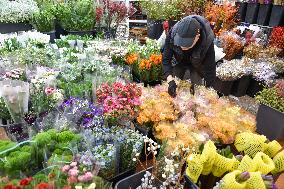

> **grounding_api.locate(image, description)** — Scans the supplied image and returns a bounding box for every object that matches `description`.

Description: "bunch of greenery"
[32,3,56,32]
[0,129,81,177]
[57,0,96,31]
[0,97,11,121]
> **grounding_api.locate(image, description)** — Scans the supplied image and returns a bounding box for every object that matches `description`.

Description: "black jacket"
[162,15,216,87]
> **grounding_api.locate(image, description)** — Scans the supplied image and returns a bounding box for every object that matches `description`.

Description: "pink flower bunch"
[45,87,55,96]
[61,162,94,184]
[275,79,284,99]
[96,82,142,119]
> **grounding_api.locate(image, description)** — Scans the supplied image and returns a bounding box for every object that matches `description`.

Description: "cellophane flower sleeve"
[0,80,29,123]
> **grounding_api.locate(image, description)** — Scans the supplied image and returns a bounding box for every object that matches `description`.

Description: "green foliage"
[57,0,96,31]
[58,79,93,99]
[0,98,11,122]
[34,132,52,147]
[32,3,56,32]
[57,130,81,143]
[255,87,284,113]
[0,38,21,53]
[4,151,31,171]
[0,141,17,156]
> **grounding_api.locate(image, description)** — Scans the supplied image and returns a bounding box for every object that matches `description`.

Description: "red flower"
[36,182,53,189]
[19,177,32,186]
[4,185,20,189]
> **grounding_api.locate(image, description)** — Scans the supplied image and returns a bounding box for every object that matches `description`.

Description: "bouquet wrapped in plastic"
[0,80,29,123]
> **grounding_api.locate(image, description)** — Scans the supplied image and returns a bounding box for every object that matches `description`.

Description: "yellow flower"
[87,183,96,189]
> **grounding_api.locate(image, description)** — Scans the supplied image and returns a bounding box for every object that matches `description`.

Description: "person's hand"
[168,80,177,97]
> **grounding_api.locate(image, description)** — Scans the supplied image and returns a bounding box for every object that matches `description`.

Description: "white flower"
[162,174,166,178]
[75,186,83,189]
[132,158,137,162]
[135,153,140,157]
[87,183,96,189]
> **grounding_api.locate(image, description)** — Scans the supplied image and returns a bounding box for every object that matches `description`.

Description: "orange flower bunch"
[125,53,138,65]
[139,54,162,71]
[196,101,256,144]
[155,122,202,152]
[205,2,238,36]
[137,92,179,125]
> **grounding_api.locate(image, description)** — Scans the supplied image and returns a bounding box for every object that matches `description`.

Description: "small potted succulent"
[245,0,260,24]
[257,0,273,26]
[32,3,56,42]
[0,0,38,33]
[269,0,284,26]
[57,0,96,37]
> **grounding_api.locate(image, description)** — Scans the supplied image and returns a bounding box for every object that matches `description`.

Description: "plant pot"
[231,75,251,97]
[114,167,162,189]
[213,78,234,96]
[236,2,248,22]
[43,31,56,43]
[104,29,116,39]
[269,5,284,27]
[245,3,260,24]
[246,78,265,97]
[184,175,200,189]
[0,22,32,33]
[257,4,273,26]
[147,19,164,40]
[67,30,94,37]
[110,168,136,186]
[1,122,29,142]
[55,19,67,38]
[256,104,284,140]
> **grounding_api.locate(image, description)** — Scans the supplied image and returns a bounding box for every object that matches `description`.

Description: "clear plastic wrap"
[0,80,29,123]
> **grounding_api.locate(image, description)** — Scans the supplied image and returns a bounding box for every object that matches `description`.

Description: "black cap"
[174,18,201,48]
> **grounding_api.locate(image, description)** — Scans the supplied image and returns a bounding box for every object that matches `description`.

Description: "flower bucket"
[246,78,265,97]
[0,22,32,34]
[245,3,260,24]
[110,168,136,187]
[257,4,273,26]
[67,30,94,37]
[213,77,234,96]
[231,75,251,97]
[114,167,162,189]
[256,104,284,141]
[43,31,56,43]
[236,2,248,22]
[269,5,284,27]
[147,19,164,40]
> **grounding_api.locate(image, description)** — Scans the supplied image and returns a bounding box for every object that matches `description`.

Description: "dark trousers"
[173,64,203,85]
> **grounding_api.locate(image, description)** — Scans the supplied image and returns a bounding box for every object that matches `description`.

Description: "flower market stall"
[0,0,284,189]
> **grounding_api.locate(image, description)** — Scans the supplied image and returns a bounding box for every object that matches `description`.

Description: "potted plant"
[57,0,96,37]
[0,0,38,33]
[257,0,273,26]
[95,0,136,39]
[32,3,56,42]
[141,0,166,40]
[269,0,284,26]
[255,80,284,140]
[245,0,260,24]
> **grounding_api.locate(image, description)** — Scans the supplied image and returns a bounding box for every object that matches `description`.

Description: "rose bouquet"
[96,82,142,125]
